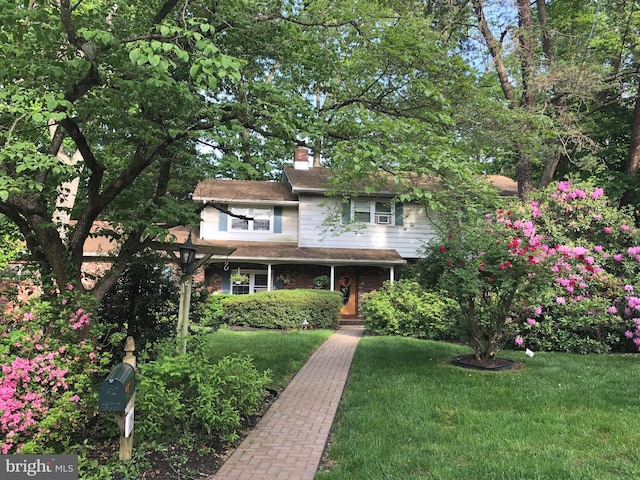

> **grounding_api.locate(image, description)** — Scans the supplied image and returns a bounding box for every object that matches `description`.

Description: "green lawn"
[199,328,334,391]
[316,336,640,480]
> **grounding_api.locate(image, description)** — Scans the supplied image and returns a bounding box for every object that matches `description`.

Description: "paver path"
[211,326,364,480]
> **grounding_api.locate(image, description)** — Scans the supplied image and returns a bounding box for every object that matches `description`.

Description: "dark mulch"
[97,390,278,479]
[450,354,521,371]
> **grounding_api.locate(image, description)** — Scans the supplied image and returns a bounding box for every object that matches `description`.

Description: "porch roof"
[82,226,406,267]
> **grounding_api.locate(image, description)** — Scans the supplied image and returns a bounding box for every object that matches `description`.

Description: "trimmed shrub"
[200,293,232,329]
[362,280,463,341]
[221,289,342,329]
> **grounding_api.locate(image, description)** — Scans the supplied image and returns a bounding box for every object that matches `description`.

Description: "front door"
[336,268,357,317]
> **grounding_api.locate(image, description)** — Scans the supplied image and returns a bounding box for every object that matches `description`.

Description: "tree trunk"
[538,149,564,188]
[471,0,516,105]
[472,0,536,197]
[625,81,640,177]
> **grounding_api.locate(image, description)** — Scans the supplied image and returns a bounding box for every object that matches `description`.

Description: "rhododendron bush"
[0,286,110,454]
[513,181,640,354]
[420,180,640,361]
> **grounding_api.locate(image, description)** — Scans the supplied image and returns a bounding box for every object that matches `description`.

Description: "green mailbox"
[99,363,136,412]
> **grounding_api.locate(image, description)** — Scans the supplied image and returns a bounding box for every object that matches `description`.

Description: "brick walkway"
[211,326,364,480]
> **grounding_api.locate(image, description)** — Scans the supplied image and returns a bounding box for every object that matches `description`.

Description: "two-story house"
[186,147,517,318]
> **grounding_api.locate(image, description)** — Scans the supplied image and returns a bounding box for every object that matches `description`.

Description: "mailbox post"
[99,336,136,461]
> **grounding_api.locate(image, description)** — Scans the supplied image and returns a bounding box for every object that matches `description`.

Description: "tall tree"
[0,0,261,300]
[1,0,502,303]
[465,0,640,203]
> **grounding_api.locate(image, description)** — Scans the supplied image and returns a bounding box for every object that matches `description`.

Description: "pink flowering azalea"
[625,330,634,338]
[527,318,537,326]
[604,227,612,234]
[591,187,604,199]
[594,245,603,252]
[515,336,524,346]
[607,306,618,314]
[614,254,623,262]
[67,284,73,290]
[556,297,566,304]
[534,306,542,315]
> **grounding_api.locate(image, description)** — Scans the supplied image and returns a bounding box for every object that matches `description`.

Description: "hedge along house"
[190,147,518,319]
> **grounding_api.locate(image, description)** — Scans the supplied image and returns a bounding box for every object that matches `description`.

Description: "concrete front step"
[339,318,364,326]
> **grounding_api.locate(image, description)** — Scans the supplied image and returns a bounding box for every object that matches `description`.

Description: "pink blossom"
[557,181,571,192]
[572,246,587,256]
[604,227,612,234]
[69,395,80,403]
[534,307,542,315]
[614,254,623,262]
[621,224,630,231]
[515,336,524,346]
[527,318,537,326]
[625,330,634,338]
[591,187,604,199]
[556,297,566,304]
[67,284,73,290]
[568,189,587,199]
[594,245,603,252]
[624,285,634,292]
[607,306,618,314]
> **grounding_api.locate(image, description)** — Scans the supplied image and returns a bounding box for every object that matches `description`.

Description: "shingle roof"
[193,179,297,203]
[282,166,518,197]
[159,227,405,266]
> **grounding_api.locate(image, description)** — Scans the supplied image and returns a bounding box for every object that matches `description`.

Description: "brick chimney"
[294,146,309,170]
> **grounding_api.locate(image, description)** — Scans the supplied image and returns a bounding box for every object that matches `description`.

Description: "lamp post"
[177,232,197,354]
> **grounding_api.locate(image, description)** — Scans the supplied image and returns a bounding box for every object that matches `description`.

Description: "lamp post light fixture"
[179,231,197,274]
[176,231,197,354]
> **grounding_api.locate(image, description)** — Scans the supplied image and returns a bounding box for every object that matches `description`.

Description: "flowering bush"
[421,179,640,361]
[423,210,558,362]
[0,285,110,454]
[510,181,640,353]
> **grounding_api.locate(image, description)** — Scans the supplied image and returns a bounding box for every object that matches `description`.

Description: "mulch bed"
[450,354,521,371]
[96,389,278,479]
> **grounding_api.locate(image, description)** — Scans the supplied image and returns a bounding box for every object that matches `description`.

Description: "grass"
[199,328,334,391]
[315,336,640,480]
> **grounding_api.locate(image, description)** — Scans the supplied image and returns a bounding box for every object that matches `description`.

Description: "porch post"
[389,266,395,284]
[267,264,273,290]
[330,266,335,291]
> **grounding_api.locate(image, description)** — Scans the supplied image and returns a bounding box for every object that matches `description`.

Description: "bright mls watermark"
[0,455,78,480]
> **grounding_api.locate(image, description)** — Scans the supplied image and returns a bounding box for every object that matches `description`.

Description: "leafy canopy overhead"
[0,0,491,300]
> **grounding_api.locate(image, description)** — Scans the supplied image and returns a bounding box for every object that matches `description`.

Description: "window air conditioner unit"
[375,215,390,224]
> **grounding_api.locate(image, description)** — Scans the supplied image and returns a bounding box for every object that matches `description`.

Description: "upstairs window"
[229,207,272,232]
[343,200,403,226]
